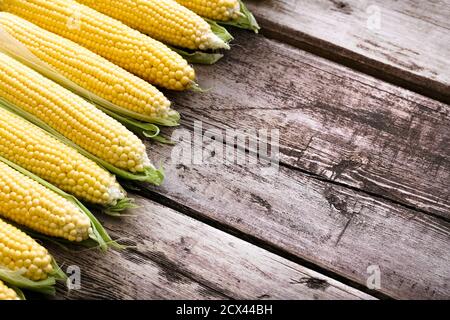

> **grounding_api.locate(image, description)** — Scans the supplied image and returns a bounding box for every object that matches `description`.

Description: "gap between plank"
[135,119,448,299]
[179,121,450,225]
[132,184,391,300]
[279,160,450,225]
[126,247,233,300]
[255,20,450,105]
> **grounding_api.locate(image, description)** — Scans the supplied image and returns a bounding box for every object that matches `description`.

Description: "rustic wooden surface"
[166,31,450,220]
[246,0,450,103]
[44,0,449,300]
[141,134,450,300]
[50,196,374,300]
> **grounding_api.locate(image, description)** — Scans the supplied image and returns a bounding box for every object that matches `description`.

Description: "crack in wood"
[290,277,331,291]
[329,0,353,15]
[250,194,273,215]
[323,187,365,245]
[125,248,233,299]
[330,157,364,181]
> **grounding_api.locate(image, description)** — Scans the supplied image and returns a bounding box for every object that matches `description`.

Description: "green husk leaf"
[189,82,211,93]
[207,20,234,42]
[169,46,224,65]
[145,132,176,145]
[50,258,67,281]
[0,259,65,295]
[101,198,139,217]
[166,21,231,65]
[156,110,181,127]
[0,98,165,186]
[100,109,178,144]
[101,197,137,217]
[12,286,26,300]
[0,268,56,295]
[0,28,179,126]
[0,154,114,250]
[97,105,159,137]
[108,198,138,212]
[218,0,260,33]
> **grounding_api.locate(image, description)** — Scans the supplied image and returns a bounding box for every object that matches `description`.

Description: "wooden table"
[51,0,449,300]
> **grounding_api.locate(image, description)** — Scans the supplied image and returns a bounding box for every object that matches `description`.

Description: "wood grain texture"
[48,196,371,300]
[141,134,450,300]
[36,4,450,300]
[245,0,450,103]
[165,31,450,219]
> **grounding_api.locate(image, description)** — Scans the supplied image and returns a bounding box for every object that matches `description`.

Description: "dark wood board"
[165,30,450,220]
[139,132,450,300]
[47,196,373,300]
[246,0,450,103]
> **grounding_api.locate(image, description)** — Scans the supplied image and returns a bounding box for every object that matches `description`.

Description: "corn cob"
[175,0,241,21]
[0,52,150,174]
[0,13,174,122]
[77,0,229,51]
[0,218,54,281]
[0,161,92,242]
[0,106,125,207]
[0,280,20,300]
[1,0,196,91]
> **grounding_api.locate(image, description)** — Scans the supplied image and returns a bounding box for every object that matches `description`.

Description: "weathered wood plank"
[245,0,450,103]
[47,196,371,300]
[165,30,450,219]
[141,134,450,300]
